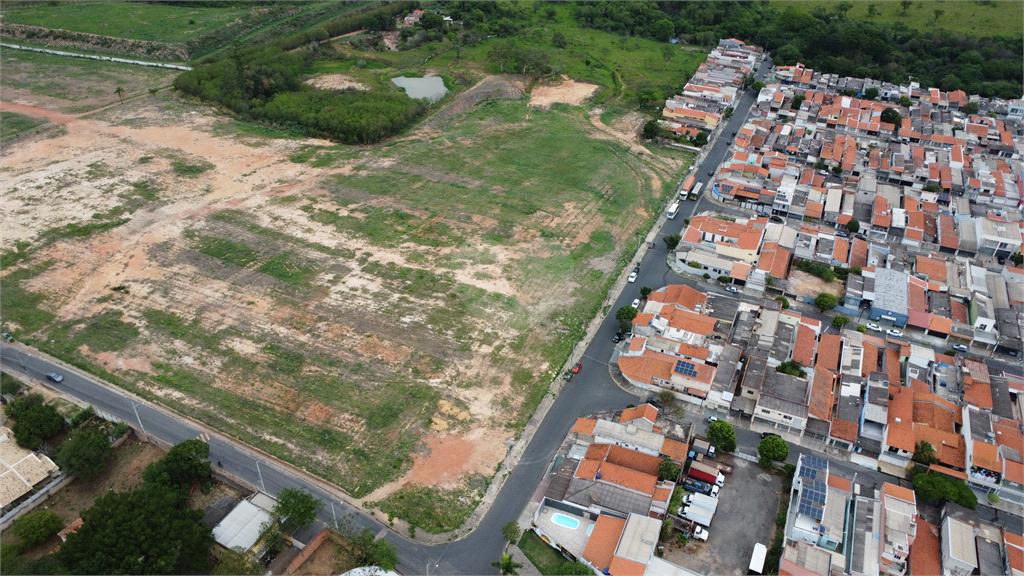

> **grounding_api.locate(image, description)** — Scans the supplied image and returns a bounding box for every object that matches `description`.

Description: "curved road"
[0,58,774,574]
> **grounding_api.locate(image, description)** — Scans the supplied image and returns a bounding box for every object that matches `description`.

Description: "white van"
[667,202,680,219]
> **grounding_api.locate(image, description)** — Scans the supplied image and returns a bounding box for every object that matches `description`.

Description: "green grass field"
[1,2,255,43]
[771,0,1023,38]
[0,111,49,142]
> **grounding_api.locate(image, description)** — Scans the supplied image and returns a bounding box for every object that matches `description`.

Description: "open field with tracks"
[1,43,691,529]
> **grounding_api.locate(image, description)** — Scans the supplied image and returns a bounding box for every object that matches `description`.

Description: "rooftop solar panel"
[674,360,698,377]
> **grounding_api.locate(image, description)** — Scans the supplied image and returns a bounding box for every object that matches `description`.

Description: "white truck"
[682,492,719,513]
[679,505,714,527]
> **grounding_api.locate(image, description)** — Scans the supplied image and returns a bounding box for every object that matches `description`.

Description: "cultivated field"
[771,0,1024,38]
[1,58,691,531]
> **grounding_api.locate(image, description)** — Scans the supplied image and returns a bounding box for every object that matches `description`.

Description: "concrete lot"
[663,454,782,576]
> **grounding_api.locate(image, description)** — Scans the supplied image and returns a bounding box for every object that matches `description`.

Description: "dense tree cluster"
[175,46,428,144]
[573,2,1021,98]
[912,471,978,509]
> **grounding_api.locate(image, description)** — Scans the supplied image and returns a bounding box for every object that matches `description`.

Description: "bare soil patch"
[305,73,370,91]
[787,269,847,300]
[529,76,600,108]
[0,101,77,124]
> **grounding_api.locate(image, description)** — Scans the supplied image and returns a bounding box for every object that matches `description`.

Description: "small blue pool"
[551,513,580,529]
[587,524,594,536]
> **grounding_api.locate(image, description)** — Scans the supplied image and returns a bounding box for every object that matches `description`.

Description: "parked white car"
[886,329,904,338]
[951,344,969,352]
[724,286,738,293]
[628,271,638,283]
[866,323,882,332]
[631,298,641,309]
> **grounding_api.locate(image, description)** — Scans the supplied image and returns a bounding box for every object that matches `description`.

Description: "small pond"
[390,76,448,103]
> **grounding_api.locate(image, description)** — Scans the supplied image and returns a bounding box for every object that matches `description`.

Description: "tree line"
[571,1,1022,99]
[175,45,428,145]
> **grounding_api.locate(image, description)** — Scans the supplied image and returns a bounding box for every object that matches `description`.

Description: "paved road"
[0,57,780,574]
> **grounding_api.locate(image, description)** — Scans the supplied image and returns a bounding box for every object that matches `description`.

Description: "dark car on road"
[612,333,621,343]
[46,372,64,383]
[760,431,780,440]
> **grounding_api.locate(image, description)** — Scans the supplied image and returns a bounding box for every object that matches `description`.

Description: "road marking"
[196,432,210,442]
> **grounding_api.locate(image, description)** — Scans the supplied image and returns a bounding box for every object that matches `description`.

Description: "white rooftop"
[213,499,272,552]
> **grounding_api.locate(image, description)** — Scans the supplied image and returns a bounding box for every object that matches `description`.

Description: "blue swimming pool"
[551,513,580,529]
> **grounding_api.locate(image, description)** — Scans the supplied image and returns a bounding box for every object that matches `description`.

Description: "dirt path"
[587,108,666,196]
[0,101,77,123]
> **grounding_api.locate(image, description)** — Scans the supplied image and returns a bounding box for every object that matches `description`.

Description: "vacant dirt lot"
[529,76,600,108]
[787,269,847,300]
[1,68,685,526]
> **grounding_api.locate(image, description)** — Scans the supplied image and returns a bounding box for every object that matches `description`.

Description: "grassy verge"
[518,530,567,575]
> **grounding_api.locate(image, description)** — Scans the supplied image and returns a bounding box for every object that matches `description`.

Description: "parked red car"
[571,362,582,374]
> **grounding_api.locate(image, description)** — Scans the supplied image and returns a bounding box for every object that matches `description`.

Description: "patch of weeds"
[171,159,215,176]
[137,156,154,164]
[150,362,207,394]
[142,308,223,352]
[370,483,480,534]
[264,342,305,375]
[85,161,113,180]
[289,146,320,163]
[211,210,354,259]
[0,261,57,334]
[195,235,260,268]
[0,240,32,268]
[309,152,337,168]
[39,218,130,243]
[0,111,48,142]
[359,383,438,430]
[47,310,139,353]
[257,252,316,285]
[129,179,160,201]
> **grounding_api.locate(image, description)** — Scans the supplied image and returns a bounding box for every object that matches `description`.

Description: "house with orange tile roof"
[619,404,659,431]
[908,517,942,576]
[677,215,769,280]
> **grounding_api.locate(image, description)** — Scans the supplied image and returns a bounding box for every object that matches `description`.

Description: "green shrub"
[688,261,702,269]
[12,510,63,548]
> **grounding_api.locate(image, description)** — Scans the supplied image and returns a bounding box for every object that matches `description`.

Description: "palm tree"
[115,86,125,102]
[492,553,522,576]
